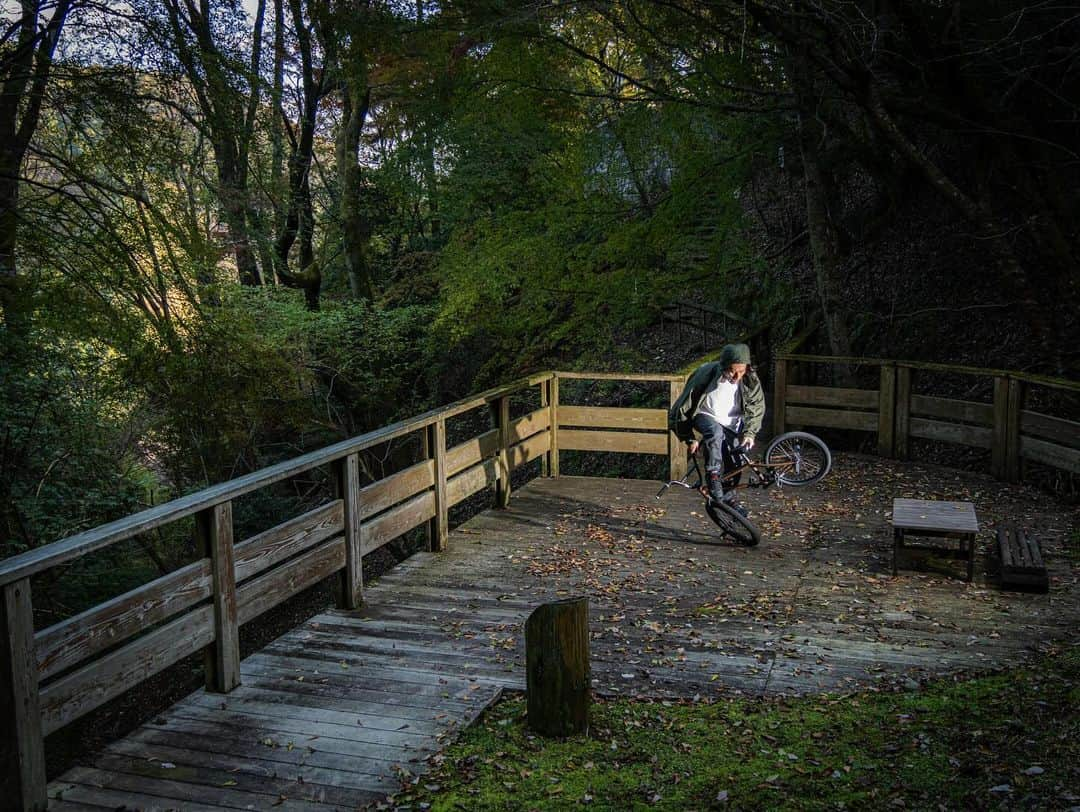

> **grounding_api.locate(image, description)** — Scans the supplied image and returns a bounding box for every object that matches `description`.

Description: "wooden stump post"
[525,597,590,737]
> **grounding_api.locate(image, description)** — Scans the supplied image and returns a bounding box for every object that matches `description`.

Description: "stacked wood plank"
[997,525,1049,592]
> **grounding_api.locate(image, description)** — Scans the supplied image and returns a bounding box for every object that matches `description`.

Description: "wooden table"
[892,498,979,581]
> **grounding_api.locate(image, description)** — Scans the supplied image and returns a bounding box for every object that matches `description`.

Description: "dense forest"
[3,0,1078,566]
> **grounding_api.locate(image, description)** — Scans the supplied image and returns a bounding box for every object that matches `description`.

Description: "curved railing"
[774,354,1080,482]
[0,369,687,810]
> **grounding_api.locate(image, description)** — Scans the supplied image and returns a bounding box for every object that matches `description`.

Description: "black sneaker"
[722,492,749,518]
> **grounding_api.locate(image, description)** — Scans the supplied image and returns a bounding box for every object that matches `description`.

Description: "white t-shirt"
[695,377,742,429]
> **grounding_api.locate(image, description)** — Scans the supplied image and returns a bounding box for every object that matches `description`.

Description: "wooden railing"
[0,369,686,810]
[774,354,1080,482]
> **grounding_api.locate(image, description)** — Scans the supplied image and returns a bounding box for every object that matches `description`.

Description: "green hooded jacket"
[668,343,765,444]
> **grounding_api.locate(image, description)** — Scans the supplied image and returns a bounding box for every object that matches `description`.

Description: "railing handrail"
[777,352,1080,393]
[0,370,555,587]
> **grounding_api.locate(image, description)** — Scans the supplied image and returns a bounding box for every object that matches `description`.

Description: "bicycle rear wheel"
[765,431,831,486]
[705,499,761,546]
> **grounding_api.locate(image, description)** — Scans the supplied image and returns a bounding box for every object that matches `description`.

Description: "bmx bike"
[656,431,832,546]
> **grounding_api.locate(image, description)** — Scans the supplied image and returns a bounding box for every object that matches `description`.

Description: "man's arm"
[740,370,765,444]
[668,364,711,442]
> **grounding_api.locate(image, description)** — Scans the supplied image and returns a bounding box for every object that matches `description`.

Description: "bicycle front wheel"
[705,499,761,546]
[765,431,832,486]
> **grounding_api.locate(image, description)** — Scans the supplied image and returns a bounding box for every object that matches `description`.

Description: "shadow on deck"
[48,455,1079,810]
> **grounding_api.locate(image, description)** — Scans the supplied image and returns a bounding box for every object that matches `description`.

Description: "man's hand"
[739,436,754,452]
[688,440,700,455]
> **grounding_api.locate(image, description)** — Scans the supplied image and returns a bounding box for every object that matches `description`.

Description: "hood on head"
[719,343,752,367]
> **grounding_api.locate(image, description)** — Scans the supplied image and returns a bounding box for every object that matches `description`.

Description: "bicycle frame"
[655,451,783,499]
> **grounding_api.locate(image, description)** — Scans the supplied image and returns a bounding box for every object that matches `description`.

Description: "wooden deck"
[47,456,1080,810]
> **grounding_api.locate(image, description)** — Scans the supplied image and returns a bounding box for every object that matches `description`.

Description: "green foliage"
[433,67,783,380]
[133,287,437,489]
[0,332,148,556]
[406,647,1080,810]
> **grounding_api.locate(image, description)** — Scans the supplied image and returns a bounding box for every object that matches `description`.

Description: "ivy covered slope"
[400,647,1080,810]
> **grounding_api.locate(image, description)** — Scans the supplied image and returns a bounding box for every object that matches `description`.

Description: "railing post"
[491,395,511,507]
[334,453,363,607]
[1006,378,1023,483]
[428,419,448,551]
[668,378,687,481]
[2,578,46,811]
[548,375,560,478]
[878,363,897,458]
[773,357,788,437]
[992,376,1009,480]
[197,502,240,693]
[539,381,550,477]
[895,366,912,460]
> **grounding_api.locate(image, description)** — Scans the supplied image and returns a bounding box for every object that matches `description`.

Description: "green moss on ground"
[396,645,1079,810]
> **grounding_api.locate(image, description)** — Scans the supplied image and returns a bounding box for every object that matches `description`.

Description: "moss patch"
[395,645,1079,810]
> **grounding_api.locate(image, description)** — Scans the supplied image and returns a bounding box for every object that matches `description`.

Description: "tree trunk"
[525,597,590,737]
[337,80,373,299]
[0,172,27,339]
[789,43,855,380]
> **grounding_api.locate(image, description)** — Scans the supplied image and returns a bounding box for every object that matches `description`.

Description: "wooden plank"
[357,459,434,521]
[93,746,392,799]
[509,407,551,443]
[508,431,551,471]
[444,429,499,477]
[786,385,878,408]
[235,501,343,584]
[1020,410,1080,447]
[539,382,550,477]
[55,766,342,812]
[553,371,684,382]
[48,780,227,812]
[237,538,346,626]
[88,751,376,808]
[2,579,46,811]
[878,365,896,457]
[35,560,212,681]
[362,492,436,555]
[40,605,215,736]
[773,358,787,437]
[669,379,686,482]
[1006,378,1023,482]
[784,405,877,432]
[909,417,993,449]
[891,499,978,533]
[910,394,994,426]
[335,454,363,610]
[558,429,668,455]
[447,459,498,507]
[197,501,239,693]
[992,376,1010,479]
[779,353,1080,390]
[492,396,511,508]
[430,418,448,552]
[557,405,666,430]
[895,366,911,460]
[549,375,560,477]
[1019,435,1080,473]
[114,726,401,776]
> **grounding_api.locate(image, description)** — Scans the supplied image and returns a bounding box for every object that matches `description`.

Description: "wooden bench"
[892,498,979,582]
[996,525,1049,592]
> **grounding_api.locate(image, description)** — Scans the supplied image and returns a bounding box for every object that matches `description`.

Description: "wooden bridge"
[3,361,1078,810]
